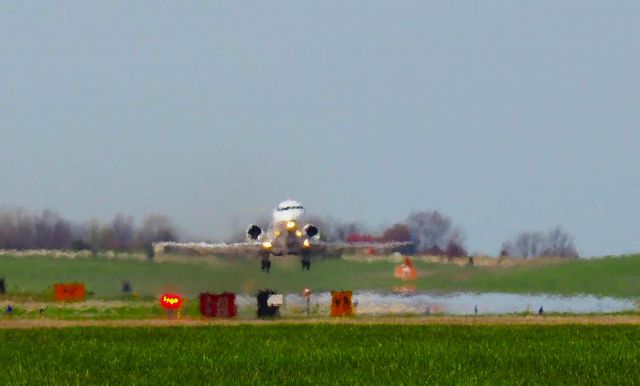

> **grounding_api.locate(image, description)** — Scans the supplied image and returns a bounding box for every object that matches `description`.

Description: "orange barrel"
[53,283,86,302]
[330,290,354,317]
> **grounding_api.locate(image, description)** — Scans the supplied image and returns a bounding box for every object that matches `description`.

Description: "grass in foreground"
[1,253,640,298]
[1,325,639,385]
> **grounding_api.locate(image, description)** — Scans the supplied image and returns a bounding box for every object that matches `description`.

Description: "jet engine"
[304,224,319,239]
[247,224,263,240]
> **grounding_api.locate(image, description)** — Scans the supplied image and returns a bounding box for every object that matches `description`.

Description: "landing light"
[286,221,296,230]
[303,239,311,248]
[295,230,303,237]
[262,241,273,249]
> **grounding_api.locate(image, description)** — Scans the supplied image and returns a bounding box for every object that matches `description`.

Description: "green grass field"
[2,254,640,298]
[2,255,640,384]
[1,324,639,385]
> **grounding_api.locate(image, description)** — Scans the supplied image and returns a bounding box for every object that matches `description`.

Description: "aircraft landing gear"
[261,255,272,273]
[300,249,311,270]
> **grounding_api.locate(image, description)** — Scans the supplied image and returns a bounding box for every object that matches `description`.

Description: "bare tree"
[50,218,72,249]
[543,227,579,258]
[84,219,104,251]
[0,208,35,250]
[31,210,73,249]
[137,214,178,245]
[445,228,468,257]
[110,214,135,251]
[513,231,546,258]
[0,209,16,249]
[406,211,467,256]
[502,227,578,258]
[33,210,55,248]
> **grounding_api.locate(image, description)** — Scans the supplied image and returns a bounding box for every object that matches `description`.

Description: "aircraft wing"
[153,241,265,257]
[311,240,413,256]
[154,240,413,258]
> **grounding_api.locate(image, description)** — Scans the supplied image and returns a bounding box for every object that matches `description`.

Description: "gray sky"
[1,1,639,256]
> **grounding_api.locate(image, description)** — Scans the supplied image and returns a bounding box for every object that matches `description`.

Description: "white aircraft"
[246,199,318,270]
[156,199,409,272]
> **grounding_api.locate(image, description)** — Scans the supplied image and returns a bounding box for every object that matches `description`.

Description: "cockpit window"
[277,205,304,211]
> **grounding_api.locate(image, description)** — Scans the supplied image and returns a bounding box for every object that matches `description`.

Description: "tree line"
[307,211,468,257]
[0,209,177,253]
[0,207,578,258]
[308,211,578,258]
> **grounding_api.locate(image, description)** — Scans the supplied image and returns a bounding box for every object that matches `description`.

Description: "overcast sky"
[1,1,639,256]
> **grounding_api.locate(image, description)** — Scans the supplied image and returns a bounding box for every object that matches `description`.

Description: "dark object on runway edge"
[257,289,279,318]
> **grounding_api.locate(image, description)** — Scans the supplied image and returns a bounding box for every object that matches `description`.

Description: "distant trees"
[307,211,468,257]
[75,214,178,252]
[0,209,72,250]
[110,214,135,251]
[329,222,366,242]
[0,206,579,259]
[304,215,365,243]
[381,224,411,243]
[0,208,178,252]
[406,211,467,257]
[500,227,578,258]
[137,214,178,246]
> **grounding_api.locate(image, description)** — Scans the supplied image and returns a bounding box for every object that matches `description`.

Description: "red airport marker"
[160,294,183,310]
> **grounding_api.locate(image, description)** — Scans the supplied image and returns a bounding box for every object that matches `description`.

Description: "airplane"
[155,199,410,272]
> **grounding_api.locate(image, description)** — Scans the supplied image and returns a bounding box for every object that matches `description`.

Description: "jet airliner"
[155,199,409,272]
